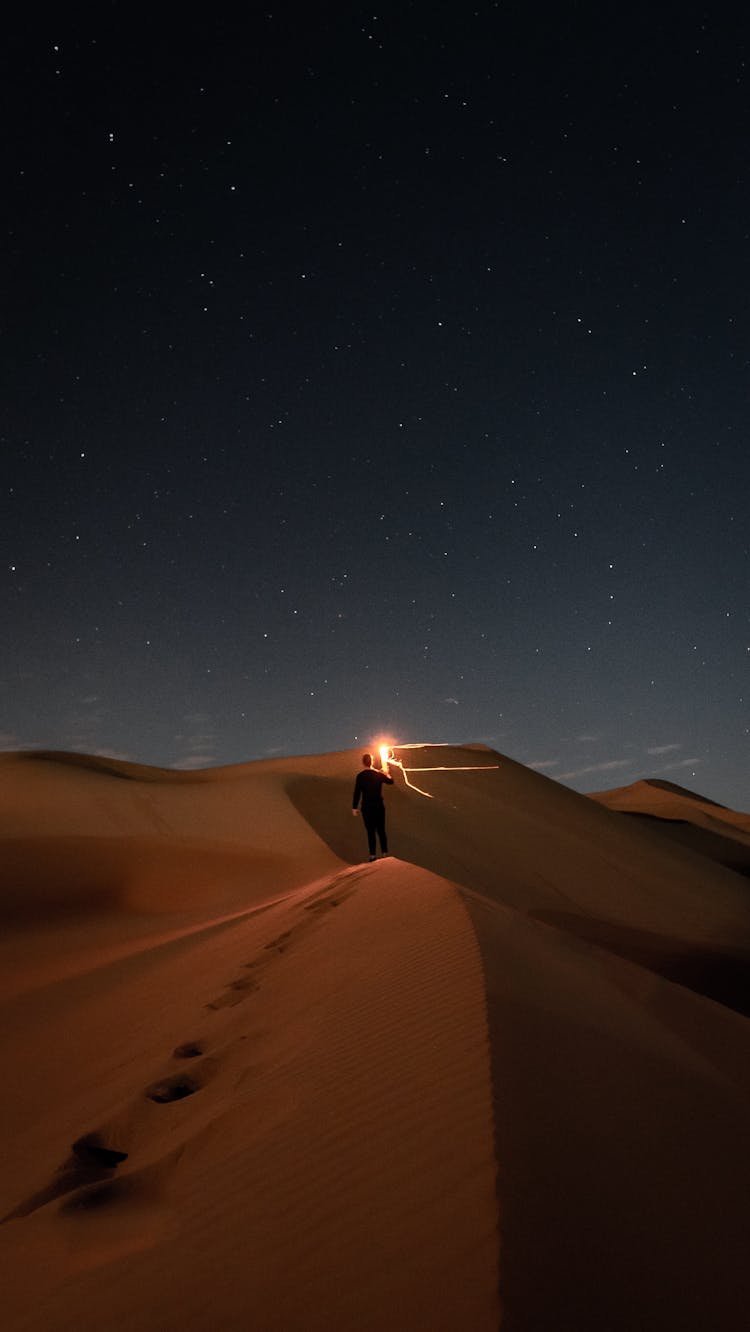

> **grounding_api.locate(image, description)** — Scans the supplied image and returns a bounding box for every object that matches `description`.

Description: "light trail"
[382,747,435,798]
[377,742,501,801]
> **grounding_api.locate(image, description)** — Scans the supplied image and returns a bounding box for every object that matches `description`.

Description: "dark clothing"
[362,804,387,857]
[352,767,394,811]
[352,767,394,856]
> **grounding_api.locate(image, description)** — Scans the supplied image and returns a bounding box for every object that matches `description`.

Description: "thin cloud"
[557,758,634,780]
[655,757,702,772]
[528,759,560,770]
[174,712,217,769]
[64,701,108,753]
[646,743,681,756]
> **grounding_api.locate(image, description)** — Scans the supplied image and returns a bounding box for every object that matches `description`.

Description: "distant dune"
[592,777,750,880]
[1,745,749,1330]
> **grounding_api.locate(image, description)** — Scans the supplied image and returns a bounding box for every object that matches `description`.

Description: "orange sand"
[1,746,748,1329]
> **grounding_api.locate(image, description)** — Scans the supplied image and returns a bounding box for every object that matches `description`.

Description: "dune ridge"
[592,776,750,881]
[1,861,499,1331]
[1,743,749,1329]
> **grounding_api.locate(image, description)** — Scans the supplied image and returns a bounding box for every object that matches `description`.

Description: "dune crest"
[1,743,749,1328]
[592,776,750,881]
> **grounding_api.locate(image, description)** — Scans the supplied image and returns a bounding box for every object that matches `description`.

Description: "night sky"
[3,5,749,807]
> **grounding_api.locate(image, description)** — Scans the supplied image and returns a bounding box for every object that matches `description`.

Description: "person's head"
[362,753,372,767]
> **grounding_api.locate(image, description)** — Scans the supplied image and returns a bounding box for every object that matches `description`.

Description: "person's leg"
[376,807,388,855]
[362,812,377,857]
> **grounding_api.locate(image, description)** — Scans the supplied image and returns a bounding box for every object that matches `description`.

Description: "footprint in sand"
[57,1145,186,1235]
[72,1134,128,1168]
[205,876,361,1013]
[264,930,293,953]
[204,974,261,1010]
[304,897,341,913]
[146,1074,201,1103]
[301,871,365,915]
[172,1041,203,1059]
[2,1132,129,1221]
[145,1055,218,1104]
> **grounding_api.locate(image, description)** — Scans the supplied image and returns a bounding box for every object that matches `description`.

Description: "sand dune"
[592,777,750,880]
[1,745,749,1329]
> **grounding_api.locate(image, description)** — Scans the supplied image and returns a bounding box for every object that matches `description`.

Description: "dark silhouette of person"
[352,752,394,861]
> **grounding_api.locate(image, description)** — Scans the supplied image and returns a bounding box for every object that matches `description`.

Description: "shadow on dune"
[285,774,493,894]
[13,749,225,784]
[618,813,750,879]
[532,910,750,1018]
[464,894,750,1330]
[287,773,750,1020]
[2,1134,128,1222]
[0,836,287,920]
[16,750,163,782]
[0,838,130,917]
[285,777,363,865]
[642,778,729,808]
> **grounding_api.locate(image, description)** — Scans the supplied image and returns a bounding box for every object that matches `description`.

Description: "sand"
[1,745,749,1330]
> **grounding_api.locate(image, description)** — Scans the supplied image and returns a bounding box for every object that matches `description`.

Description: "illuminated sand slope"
[1,745,749,1331]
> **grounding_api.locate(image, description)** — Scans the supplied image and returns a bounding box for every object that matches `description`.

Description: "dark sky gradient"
[2,5,748,805]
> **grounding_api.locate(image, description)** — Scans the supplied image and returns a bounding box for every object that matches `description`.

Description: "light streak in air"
[377,743,501,800]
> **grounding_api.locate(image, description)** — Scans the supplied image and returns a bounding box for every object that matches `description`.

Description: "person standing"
[352,752,394,861]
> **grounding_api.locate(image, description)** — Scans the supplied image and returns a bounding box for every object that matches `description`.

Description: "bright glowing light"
[379,741,501,800]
